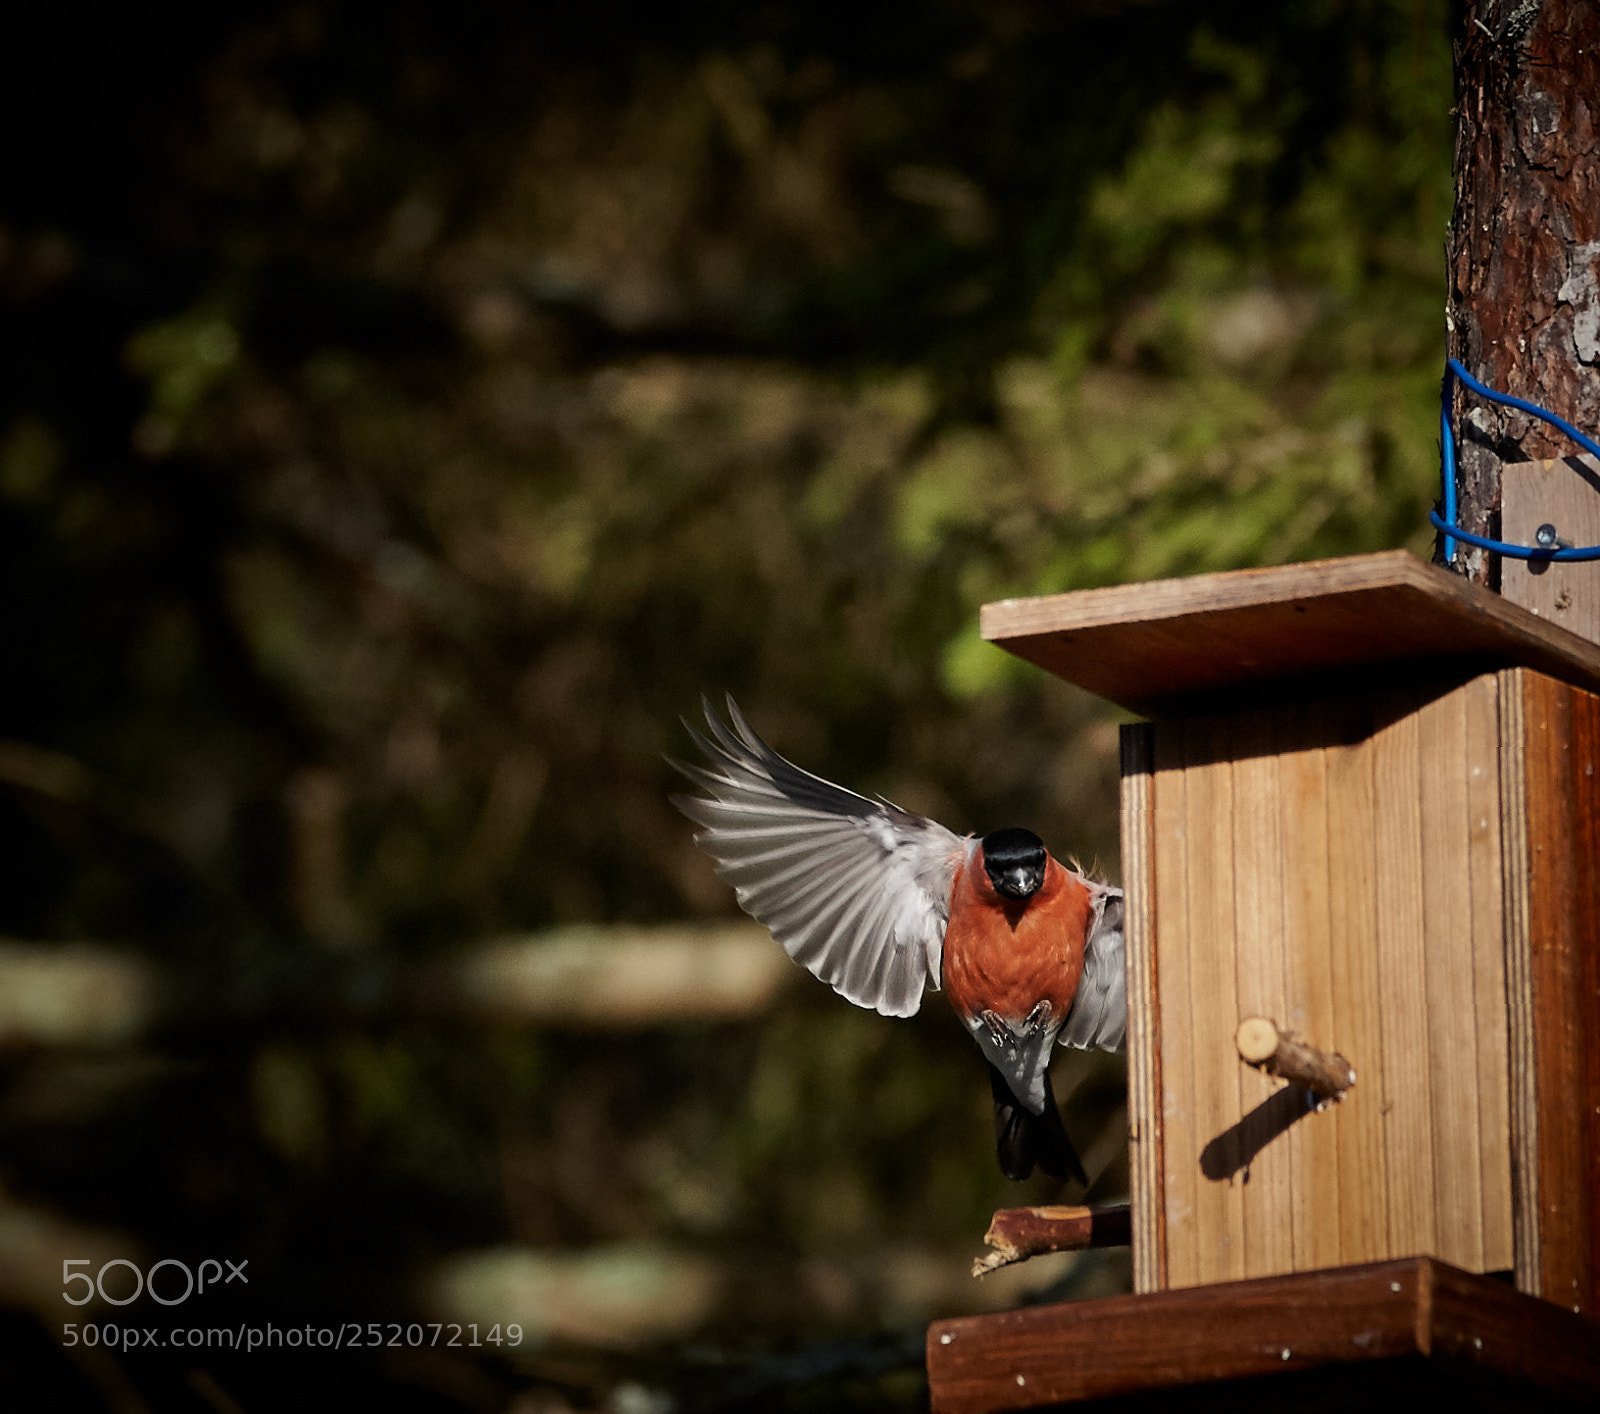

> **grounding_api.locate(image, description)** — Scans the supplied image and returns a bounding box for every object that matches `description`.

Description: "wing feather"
[670,695,966,1018]
[1058,882,1126,1051]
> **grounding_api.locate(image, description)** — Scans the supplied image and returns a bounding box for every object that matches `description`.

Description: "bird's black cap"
[981,827,1047,900]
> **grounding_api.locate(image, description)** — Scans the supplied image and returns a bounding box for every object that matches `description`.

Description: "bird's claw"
[979,1009,1012,1051]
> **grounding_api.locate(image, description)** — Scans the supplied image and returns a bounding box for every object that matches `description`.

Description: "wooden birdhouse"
[929,551,1600,1411]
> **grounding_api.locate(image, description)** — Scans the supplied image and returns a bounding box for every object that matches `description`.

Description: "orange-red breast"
[670,696,1124,1183]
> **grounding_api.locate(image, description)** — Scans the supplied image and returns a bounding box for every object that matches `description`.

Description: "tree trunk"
[1445,0,1600,586]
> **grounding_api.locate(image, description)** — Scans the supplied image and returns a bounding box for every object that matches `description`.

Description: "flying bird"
[670,696,1125,1183]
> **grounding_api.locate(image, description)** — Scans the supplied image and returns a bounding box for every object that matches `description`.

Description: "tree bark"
[1445,0,1600,585]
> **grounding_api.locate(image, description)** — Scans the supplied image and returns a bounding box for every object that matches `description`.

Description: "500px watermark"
[62,1322,526,1353]
[63,1258,247,1307]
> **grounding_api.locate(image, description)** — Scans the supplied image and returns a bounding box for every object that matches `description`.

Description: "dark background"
[0,3,1448,1409]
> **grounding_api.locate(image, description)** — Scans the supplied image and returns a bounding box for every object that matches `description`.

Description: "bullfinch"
[670,696,1125,1183]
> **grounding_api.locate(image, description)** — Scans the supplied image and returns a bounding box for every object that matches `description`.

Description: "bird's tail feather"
[989,1062,1087,1185]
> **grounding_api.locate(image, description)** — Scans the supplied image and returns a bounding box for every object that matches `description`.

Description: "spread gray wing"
[1058,881,1126,1051]
[669,696,967,1018]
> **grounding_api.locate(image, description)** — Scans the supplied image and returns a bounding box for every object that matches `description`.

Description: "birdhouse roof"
[982,550,1600,717]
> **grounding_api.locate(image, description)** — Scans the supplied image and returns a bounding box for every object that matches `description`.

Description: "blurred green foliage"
[0,2,1451,1409]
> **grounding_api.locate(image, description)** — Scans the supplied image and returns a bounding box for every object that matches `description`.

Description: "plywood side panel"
[1520,671,1600,1316]
[1323,715,1389,1266]
[1498,669,1540,1295]
[1277,707,1341,1272]
[1181,716,1245,1285]
[1373,710,1435,1257]
[1118,723,1163,1294]
[1416,689,1485,1270]
[1464,674,1513,1274]
[1228,715,1293,1279]
[1151,727,1196,1289]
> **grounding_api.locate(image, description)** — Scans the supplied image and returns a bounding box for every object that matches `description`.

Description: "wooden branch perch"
[1235,1016,1356,1105]
[972,1203,1131,1277]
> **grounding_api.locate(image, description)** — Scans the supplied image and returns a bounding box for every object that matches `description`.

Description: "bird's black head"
[981,827,1047,901]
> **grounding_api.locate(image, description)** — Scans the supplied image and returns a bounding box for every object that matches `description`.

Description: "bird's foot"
[1023,999,1054,1032]
[978,1008,1012,1051]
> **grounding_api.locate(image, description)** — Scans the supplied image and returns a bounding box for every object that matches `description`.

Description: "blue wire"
[1436,357,1600,563]
[1429,513,1600,562]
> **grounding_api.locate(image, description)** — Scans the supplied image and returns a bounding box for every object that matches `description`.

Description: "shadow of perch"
[1200,1084,1320,1182]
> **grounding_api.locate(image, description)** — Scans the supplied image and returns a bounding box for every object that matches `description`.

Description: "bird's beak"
[992,866,1042,900]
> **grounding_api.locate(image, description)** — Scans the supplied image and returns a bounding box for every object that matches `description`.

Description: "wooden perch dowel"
[1235,1016,1356,1102]
[972,1203,1131,1277]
